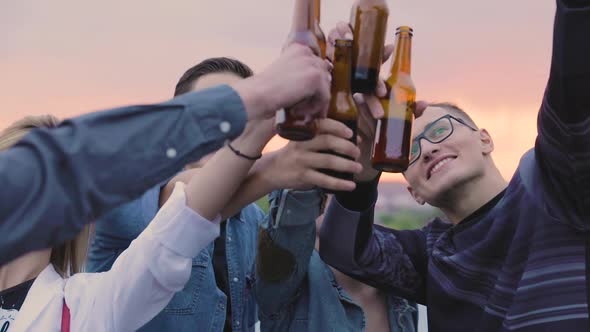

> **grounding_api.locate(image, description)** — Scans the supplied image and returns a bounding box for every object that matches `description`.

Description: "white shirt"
[10,182,220,332]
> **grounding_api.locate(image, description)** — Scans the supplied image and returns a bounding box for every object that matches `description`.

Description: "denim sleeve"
[535,0,590,229]
[86,184,162,272]
[254,189,324,318]
[0,85,246,264]
[319,180,428,304]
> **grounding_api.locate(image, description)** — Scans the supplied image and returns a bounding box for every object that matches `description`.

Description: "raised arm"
[0,86,245,264]
[254,189,324,321]
[534,0,590,229]
[0,43,332,264]
[159,118,362,219]
[66,182,222,331]
[68,110,282,330]
[319,178,428,303]
[86,185,163,273]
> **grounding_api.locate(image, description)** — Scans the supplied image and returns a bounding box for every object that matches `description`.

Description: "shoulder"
[63,272,113,330]
[422,217,452,248]
[517,149,536,178]
[63,271,101,299]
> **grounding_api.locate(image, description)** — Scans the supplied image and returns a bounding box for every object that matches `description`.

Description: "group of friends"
[0,1,589,331]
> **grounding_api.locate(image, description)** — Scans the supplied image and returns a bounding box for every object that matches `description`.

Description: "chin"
[425,171,470,204]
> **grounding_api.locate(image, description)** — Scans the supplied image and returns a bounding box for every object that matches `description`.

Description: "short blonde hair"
[0,115,91,277]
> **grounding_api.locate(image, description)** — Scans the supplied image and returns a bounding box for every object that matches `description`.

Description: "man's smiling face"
[403,106,491,206]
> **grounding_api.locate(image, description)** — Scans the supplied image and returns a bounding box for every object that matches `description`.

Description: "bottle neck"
[314,0,321,24]
[292,0,314,31]
[390,33,412,75]
[331,45,353,93]
[349,1,358,26]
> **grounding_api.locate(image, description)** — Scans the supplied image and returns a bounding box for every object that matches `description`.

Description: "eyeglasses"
[409,114,478,166]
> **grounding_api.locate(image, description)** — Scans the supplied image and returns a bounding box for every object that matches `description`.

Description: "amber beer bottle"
[351,0,389,93]
[313,0,326,58]
[371,26,416,172]
[320,39,358,186]
[276,0,325,141]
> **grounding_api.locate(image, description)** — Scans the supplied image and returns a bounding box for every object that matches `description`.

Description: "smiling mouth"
[427,157,457,179]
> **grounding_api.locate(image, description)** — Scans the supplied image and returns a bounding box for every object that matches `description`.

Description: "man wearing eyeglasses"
[319,1,590,331]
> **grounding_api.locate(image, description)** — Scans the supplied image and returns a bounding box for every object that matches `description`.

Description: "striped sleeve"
[319,195,428,304]
[535,0,590,229]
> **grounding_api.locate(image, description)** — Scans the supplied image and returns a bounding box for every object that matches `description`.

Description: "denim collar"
[223,211,244,223]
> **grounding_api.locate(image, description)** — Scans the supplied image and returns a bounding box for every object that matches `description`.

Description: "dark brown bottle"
[320,39,358,189]
[351,0,389,93]
[371,26,416,173]
[313,0,327,58]
[276,0,325,141]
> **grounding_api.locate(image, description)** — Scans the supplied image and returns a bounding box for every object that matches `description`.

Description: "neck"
[438,162,507,224]
[0,249,51,291]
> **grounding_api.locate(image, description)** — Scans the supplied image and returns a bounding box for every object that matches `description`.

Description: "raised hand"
[231,43,331,122]
[265,118,362,192]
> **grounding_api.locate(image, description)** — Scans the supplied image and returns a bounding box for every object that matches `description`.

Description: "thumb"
[382,44,395,64]
[415,100,429,118]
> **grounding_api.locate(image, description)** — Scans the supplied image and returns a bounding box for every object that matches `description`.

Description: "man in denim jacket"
[87,58,264,331]
[87,58,363,331]
[255,185,417,331]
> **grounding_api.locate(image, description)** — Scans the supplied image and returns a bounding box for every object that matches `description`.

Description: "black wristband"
[227,142,262,161]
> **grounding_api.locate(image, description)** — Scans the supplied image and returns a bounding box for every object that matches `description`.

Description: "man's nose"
[421,140,440,163]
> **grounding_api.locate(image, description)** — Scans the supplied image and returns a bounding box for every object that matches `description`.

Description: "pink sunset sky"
[0,0,556,182]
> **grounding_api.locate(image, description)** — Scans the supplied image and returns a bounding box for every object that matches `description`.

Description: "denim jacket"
[86,185,265,331]
[254,189,417,332]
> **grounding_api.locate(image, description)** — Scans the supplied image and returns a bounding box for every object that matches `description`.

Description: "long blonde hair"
[0,115,91,277]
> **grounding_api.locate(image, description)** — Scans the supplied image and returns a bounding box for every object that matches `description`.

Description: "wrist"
[231,76,273,121]
[241,153,280,200]
[356,167,380,182]
[336,174,380,212]
[230,122,268,158]
[356,141,380,181]
[356,163,381,183]
[260,152,283,191]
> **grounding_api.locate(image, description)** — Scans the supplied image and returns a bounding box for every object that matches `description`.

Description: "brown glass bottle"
[351,0,389,93]
[313,0,327,58]
[320,39,358,189]
[371,26,415,173]
[276,0,325,141]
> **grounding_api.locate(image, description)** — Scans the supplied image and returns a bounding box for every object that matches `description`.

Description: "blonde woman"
[0,111,275,331]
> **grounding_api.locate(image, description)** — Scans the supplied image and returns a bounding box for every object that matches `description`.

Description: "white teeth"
[429,158,452,177]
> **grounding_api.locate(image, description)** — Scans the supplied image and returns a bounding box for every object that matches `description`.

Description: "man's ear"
[407,186,426,205]
[479,128,494,155]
